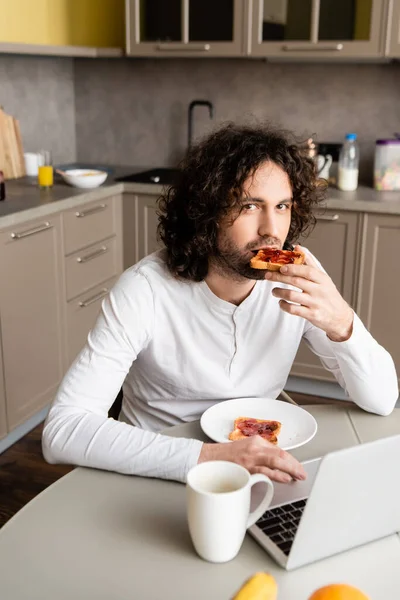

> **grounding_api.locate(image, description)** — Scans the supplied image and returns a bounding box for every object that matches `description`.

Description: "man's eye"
[277,203,291,211]
[242,203,258,211]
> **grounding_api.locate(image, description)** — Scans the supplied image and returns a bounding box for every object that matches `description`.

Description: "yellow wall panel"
[0,0,49,44]
[67,0,125,47]
[0,0,124,47]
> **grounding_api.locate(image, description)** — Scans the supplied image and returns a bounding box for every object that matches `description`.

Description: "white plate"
[200,397,317,450]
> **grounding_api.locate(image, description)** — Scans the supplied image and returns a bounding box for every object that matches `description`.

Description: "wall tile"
[75,58,400,184]
[0,55,76,164]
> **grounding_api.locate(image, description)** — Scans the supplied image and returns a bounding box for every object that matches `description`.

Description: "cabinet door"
[0,216,65,429]
[290,210,361,381]
[387,0,400,56]
[249,0,385,58]
[126,0,244,56]
[358,214,400,381]
[123,193,163,266]
[123,193,138,269]
[0,334,7,439]
[137,194,163,261]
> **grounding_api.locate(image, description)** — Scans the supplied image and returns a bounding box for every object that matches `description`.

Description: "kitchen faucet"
[188,100,214,148]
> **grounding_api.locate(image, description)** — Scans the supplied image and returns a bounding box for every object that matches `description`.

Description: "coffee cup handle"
[246,474,274,528]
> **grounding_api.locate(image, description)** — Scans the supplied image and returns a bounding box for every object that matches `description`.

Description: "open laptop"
[249,434,400,570]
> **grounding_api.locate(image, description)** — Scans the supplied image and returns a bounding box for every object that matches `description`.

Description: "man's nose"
[258,211,280,239]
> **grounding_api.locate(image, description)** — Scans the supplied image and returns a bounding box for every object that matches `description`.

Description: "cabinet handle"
[156,43,210,51]
[10,221,52,240]
[75,204,107,218]
[317,214,340,221]
[79,288,109,308]
[281,44,343,52]
[77,246,108,263]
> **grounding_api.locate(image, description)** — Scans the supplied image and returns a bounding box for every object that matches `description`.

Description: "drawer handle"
[317,214,340,221]
[79,288,109,308]
[10,221,52,240]
[282,44,343,52]
[156,43,210,51]
[75,204,107,218]
[77,246,108,263]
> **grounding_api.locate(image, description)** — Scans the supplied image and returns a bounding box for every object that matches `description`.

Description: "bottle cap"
[345,133,357,141]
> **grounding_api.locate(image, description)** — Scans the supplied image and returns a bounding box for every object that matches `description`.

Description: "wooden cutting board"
[0,108,26,179]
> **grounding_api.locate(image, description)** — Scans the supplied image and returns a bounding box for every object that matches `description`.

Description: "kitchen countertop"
[1,166,400,229]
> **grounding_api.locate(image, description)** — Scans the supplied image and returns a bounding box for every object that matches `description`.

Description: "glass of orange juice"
[38,150,53,189]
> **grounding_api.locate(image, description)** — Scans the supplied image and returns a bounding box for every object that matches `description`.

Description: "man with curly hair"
[43,123,398,483]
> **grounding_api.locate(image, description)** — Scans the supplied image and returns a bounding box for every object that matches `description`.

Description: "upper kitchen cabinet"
[248,0,386,59]
[126,0,245,57]
[0,0,125,57]
[386,0,400,56]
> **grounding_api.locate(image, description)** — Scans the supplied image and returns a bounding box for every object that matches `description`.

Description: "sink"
[115,168,181,185]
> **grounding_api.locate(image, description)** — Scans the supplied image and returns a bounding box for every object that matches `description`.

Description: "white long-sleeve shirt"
[42,250,399,482]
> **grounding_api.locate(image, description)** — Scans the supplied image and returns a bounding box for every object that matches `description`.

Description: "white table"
[0,405,400,600]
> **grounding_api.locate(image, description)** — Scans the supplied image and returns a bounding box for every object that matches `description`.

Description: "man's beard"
[212,232,283,282]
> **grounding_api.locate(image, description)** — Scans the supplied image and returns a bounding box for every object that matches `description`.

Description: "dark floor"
[0,392,347,528]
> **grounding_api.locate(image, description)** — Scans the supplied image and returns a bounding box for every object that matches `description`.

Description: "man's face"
[214,161,293,281]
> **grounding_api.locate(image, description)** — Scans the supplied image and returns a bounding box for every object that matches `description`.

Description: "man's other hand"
[198,436,307,483]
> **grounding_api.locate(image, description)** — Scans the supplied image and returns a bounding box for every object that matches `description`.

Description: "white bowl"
[61,169,108,189]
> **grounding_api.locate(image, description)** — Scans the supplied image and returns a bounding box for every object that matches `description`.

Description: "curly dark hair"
[157,122,326,281]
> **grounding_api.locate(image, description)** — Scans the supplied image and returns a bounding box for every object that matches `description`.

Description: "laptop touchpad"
[251,458,321,512]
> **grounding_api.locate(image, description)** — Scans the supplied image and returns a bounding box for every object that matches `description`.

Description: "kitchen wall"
[0,55,76,164]
[74,58,400,185]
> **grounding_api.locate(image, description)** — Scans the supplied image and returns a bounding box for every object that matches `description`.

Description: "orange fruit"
[308,583,370,600]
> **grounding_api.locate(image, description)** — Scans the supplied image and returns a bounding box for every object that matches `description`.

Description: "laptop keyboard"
[255,498,308,556]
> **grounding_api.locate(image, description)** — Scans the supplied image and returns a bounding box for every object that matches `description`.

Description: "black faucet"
[188,100,214,148]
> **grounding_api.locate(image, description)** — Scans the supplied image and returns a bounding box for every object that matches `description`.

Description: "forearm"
[42,404,203,482]
[307,314,398,416]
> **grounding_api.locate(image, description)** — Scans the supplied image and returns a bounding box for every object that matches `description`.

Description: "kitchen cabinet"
[290,209,361,381]
[0,216,65,430]
[137,194,163,261]
[358,213,400,381]
[65,276,118,366]
[0,0,124,57]
[123,193,162,268]
[248,0,386,59]
[386,0,400,56]
[0,194,123,438]
[126,0,245,57]
[62,195,123,367]
[0,334,7,440]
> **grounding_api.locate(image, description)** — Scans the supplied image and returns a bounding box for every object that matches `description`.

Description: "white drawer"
[65,236,118,301]
[65,276,117,366]
[63,197,116,255]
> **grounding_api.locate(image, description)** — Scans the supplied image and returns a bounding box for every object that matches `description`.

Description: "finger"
[251,466,293,484]
[272,287,313,308]
[266,271,316,291]
[294,245,319,270]
[279,262,323,283]
[278,299,312,319]
[261,450,307,480]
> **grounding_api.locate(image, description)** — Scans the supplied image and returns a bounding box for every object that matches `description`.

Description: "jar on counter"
[374,138,400,191]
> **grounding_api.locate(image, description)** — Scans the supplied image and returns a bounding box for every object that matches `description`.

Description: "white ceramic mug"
[186,461,274,563]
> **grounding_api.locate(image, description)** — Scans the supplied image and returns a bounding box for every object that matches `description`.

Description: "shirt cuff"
[326,312,373,355]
